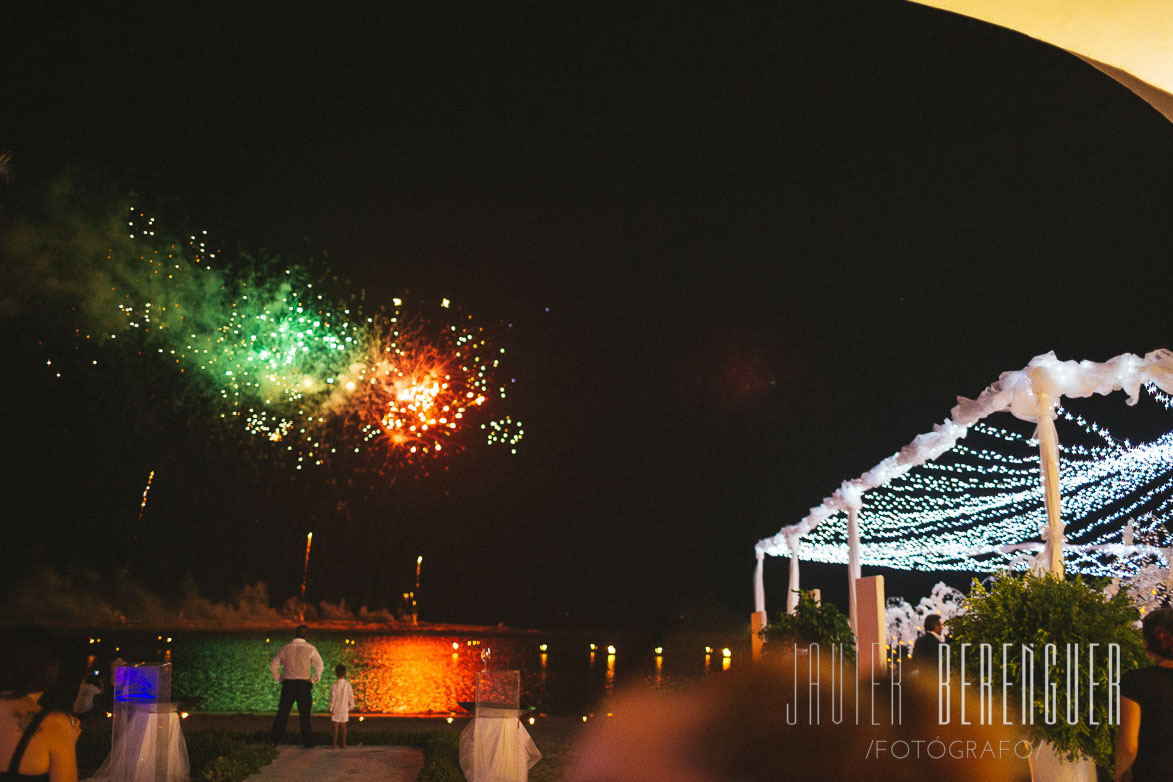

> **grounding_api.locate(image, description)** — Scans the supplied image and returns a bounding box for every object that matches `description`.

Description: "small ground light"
[704,646,712,654]
[452,642,460,650]
[539,644,547,652]
[446,717,454,724]
[589,643,597,651]
[722,648,731,658]
[606,645,616,655]
[527,716,535,725]
[358,716,365,722]
[654,647,663,655]
[166,637,172,643]
[582,716,588,722]
[180,712,189,719]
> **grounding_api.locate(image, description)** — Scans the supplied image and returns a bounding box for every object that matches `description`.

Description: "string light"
[771,388,1173,577]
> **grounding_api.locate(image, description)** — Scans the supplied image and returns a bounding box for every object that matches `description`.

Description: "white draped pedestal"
[459,707,541,782]
[91,704,191,782]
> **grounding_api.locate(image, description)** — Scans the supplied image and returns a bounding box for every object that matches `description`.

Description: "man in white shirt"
[269,624,324,747]
[73,673,104,718]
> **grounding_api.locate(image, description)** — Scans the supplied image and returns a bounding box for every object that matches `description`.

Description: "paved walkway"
[244,746,424,782]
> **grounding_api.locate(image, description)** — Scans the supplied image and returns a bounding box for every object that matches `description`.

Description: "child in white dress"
[328,663,356,748]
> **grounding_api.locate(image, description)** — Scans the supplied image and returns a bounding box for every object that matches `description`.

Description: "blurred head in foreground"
[567,652,1028,782]
[1141,606,1173,662]
[0,624,63,699]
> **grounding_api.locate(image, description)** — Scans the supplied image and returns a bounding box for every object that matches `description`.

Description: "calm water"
[76,629,747,716]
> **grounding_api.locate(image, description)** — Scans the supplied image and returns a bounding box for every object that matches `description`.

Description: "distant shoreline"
[47,620,543,634]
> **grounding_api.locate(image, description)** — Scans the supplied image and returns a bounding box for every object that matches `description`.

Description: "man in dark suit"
[911,614,947,676]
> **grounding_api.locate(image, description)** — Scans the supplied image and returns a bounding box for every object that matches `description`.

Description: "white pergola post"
[847,505,862,634]
[753,550,766,615]
[1112,519,1136,592]
[786,533,801,614]
[752,550,767,661]
[1035,392,1065,575]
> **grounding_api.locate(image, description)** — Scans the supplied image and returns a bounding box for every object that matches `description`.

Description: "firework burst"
[87,209,522,469]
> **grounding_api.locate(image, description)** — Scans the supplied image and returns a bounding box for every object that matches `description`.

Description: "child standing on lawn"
[328,663,356,748]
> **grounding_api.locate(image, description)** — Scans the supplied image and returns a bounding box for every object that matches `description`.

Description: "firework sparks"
[137,469,156,521]
[90,210,521,468]
[340,311,510,459]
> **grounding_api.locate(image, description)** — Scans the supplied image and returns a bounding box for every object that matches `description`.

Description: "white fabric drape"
[785,534,801,614]
[756,350,1173,558]
[753,551,766,615]
[459,709,541,782]
[89,706,190,782]
[1034,392,1065,574]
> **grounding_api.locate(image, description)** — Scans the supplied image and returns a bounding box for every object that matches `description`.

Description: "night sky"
[2,2,1172,632]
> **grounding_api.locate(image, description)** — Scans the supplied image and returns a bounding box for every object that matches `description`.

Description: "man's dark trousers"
[271,679,314,746]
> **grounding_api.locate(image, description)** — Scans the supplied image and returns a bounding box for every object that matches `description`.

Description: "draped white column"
[847,505,862,634]
[753,550,766,615]
[1035,392,1065,575]
[786,533,801,614]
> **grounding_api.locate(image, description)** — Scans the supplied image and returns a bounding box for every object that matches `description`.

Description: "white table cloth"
[459,708,541,782]
[90,705,190,782]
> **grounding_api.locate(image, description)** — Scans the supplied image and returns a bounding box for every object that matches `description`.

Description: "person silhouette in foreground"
[568,648,1029,782]
[911,614,947,676]
[0,625,82,782]
[269,625,324,748]
[1115,606,1173,782]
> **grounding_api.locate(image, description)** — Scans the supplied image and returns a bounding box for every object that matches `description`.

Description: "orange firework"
[340,302,503,461]
[138,469,156,521]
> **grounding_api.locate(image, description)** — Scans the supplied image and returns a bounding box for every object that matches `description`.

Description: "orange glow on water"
[165,632,744,715]
[348,636,483,714]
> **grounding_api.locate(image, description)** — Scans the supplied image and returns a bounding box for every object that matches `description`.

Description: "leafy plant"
[947,572,1146,772]
[419,730,466,782]
[760,590,856,662]
[199,743,278,782]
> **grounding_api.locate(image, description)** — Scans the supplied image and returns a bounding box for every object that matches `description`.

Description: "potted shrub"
[947,572,1146,780]
[760,590,856,662]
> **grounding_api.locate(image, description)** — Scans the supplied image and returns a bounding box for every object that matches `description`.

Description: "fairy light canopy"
[754,351,1173,612]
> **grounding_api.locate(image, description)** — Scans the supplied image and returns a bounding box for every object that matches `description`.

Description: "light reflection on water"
[101,631,744,716]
